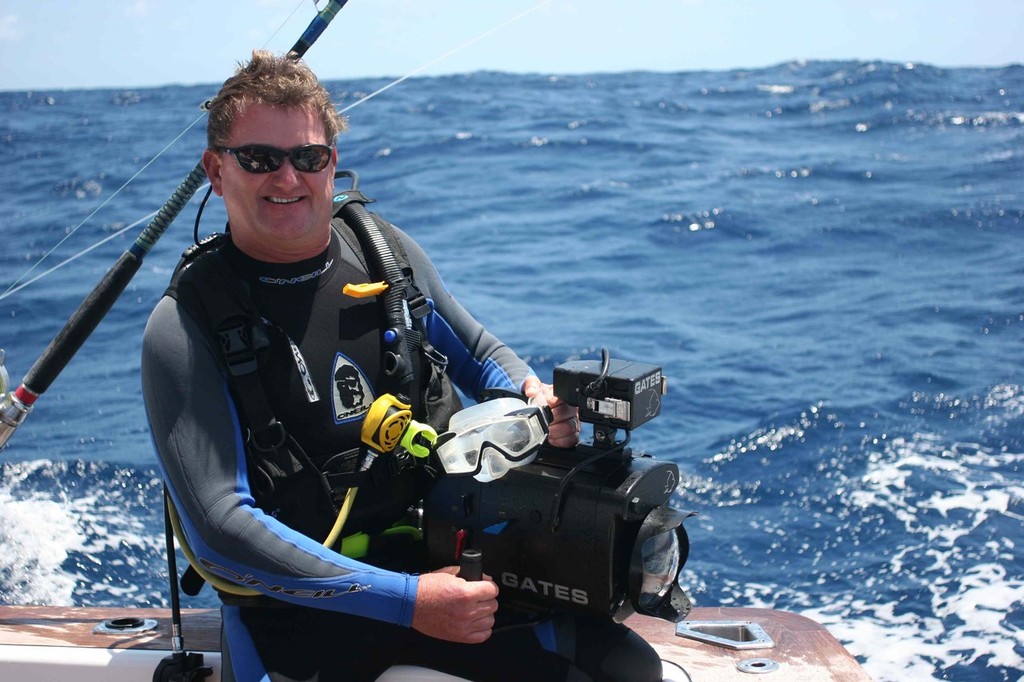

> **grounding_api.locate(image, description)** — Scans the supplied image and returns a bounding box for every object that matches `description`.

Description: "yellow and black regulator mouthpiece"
[360,393,437,462]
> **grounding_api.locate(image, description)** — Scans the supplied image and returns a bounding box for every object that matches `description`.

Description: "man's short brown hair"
[206,50,347,149]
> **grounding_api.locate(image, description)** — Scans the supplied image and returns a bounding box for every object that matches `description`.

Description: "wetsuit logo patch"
[331,353,373,423]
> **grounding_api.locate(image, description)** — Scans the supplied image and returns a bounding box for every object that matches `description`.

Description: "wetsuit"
[142,218,661,681]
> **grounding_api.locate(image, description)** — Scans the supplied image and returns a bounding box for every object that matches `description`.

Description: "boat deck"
[0,605,869,681]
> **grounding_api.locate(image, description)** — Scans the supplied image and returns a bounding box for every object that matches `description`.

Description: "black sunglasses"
[214,144,333,174]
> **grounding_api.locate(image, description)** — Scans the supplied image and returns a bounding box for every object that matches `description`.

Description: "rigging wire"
[338,0,554,114]
[1,209,164,302]
[0,0,555,303]
[0,119,207,302]
[264,0,313,49]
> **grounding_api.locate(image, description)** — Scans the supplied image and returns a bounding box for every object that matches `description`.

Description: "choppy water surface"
[1,61,1022,680]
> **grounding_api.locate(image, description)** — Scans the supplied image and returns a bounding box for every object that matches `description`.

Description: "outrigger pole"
[0,0,349,452]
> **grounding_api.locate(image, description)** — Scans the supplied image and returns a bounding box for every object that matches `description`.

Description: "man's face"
[203,103,337,263]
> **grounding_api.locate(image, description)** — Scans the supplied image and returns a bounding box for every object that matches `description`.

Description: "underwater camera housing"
[424,355,694,624]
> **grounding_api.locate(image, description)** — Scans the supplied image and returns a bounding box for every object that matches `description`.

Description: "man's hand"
[412,567,499,643]
[523,376,580,449]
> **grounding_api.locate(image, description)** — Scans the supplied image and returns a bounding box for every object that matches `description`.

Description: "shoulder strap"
[330,170,428,393]
[332,191,415,395]
[169,246,284,451]
[330,174,460,428]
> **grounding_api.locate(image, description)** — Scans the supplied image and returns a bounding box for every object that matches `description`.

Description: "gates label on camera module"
[635,370,663,421]
[501,572,589,606]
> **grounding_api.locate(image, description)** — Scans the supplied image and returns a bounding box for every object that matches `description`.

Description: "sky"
[0,0,1022,91]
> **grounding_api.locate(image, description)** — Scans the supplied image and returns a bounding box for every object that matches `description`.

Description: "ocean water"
[0,61,1022,681]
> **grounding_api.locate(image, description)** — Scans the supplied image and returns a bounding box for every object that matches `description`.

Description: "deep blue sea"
[1,61,1022,680]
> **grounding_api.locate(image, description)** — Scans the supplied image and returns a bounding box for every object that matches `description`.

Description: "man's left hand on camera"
[523,377,580,449]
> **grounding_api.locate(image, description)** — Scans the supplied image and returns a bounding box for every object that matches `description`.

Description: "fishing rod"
[0,0,350,452]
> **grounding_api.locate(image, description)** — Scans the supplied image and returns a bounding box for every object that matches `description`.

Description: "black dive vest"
[166,202,462,551]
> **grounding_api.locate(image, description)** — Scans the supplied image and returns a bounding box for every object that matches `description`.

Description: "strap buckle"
[216,316,259,376]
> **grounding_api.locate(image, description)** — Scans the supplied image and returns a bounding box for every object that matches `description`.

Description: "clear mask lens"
[435,397,548,481]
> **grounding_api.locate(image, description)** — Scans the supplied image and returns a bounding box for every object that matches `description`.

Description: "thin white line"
[0,210,159,302]
[340,0,554,113]
[1,117,206,299]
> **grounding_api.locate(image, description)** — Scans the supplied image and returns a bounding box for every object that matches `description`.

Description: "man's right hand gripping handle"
[412,567,498,644]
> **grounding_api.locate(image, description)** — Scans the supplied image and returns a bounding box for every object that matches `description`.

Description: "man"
[142,51,661,681]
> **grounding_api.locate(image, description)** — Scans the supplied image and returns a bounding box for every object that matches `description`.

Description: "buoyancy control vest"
[165,177,462,556]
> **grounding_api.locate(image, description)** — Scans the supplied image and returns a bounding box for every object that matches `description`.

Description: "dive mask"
[434,397,549,482]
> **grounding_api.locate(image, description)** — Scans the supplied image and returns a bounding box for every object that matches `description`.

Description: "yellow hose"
[167,486,359,596]
[324,486,359,549]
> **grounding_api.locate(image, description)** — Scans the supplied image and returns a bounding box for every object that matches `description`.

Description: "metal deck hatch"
[675,620,775,650]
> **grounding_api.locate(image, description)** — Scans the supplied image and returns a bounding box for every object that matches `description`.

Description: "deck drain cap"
[737,657,780,674]
[93,617,159,635]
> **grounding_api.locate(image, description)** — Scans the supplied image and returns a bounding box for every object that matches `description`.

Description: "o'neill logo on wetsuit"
[198,557,370,599]
[331,352,373,423]
[258,259,334,285]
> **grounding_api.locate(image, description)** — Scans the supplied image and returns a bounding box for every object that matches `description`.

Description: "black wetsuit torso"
[142,217,662,681]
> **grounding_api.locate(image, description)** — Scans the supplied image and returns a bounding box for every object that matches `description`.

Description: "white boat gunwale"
[0,604,869,681]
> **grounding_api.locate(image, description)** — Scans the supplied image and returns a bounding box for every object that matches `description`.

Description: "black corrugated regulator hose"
[335,171,415,393]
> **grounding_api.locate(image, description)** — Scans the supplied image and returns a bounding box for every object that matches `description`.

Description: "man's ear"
[202,149,225,196]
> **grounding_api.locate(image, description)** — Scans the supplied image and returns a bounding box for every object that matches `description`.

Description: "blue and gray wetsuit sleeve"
[393,228,536,398]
